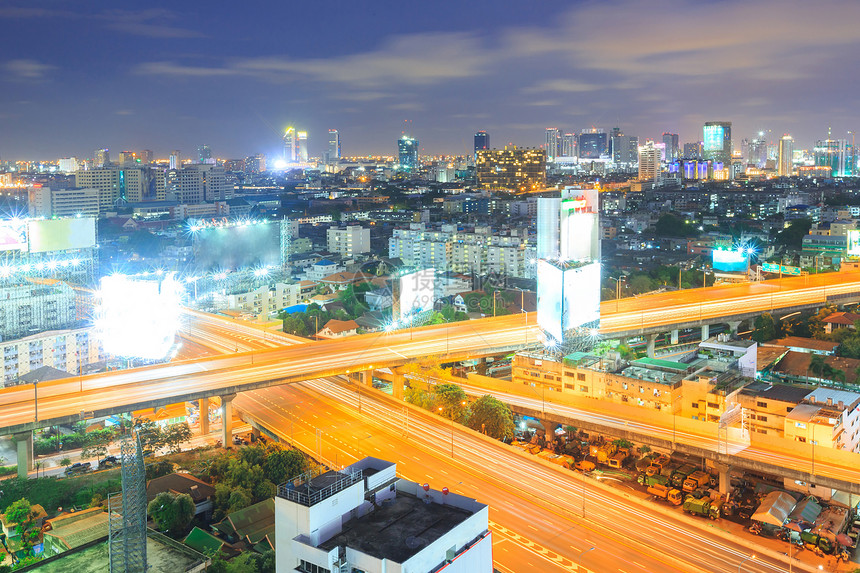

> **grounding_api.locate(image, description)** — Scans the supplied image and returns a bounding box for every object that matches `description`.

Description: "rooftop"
[741,383,812,404]
[146,472,215,504]
[766,337,840,353]
[822,312,860,326]
[278,467,363,507]
[318,491,474,564]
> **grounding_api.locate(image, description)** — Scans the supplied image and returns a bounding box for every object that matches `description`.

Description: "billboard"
[849,230,860,256]
[703,124,726,152]
[0,219,28,251]
[762,263,800,276]
[398,269,435,322]
[27,218,96,253]
[712,248,747,272]
[537,260,601,342]
[193,221,282,271]
[97,274,182,359]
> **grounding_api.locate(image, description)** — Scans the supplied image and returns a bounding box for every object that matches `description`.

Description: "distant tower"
[197,144,212,164]
[474,131,489,154]
[283,127,297,163]
[297,132,308,162]
[327,129,341,161]
[748,133,767,167]
[95,148,110,167]
[397,136,419,172]
[703,121,732,174]
[778,135,794,176]
[638,141,662,182]
[662,133,679,162]
[544,128,561,162]
[169,150,181,170]
[561,133,576,157]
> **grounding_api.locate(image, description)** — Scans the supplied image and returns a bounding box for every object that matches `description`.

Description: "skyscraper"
[683,142,702,159]
[662,133,679,162]
[398,136,419,172]
[638,141,662,182]
[476,147,545,191]
[702,122,732,172]
[474,131,490,154]
[297,131,309,162]
[545,128,561,162]
[283,127,297,163]
[747,133,767,167]
[778,135,794,177]
[139,150,153,165]
[327,129,341,161]
[814,129,855,177]
[197,144,212,164]
[94,149,110,167]
[169,151,181,170]
[561,133,576,157]
[578,129,608,159]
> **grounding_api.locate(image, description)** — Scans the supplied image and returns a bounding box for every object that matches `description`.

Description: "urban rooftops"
[277,467,363,507]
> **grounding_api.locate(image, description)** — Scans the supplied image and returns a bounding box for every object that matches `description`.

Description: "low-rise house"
[213,499,275,553]
[146,473,216,518]
[316,319,359,339]
[42,508,109,557]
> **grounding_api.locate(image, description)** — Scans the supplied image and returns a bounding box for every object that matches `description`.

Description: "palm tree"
[808,353,826,381]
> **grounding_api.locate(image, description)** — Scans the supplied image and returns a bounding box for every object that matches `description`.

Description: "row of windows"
[298,560,329,573]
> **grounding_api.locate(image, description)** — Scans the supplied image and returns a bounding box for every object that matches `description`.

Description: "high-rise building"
[747,133,768,167]
[29,186,100,218]
[662,133,679,162]
[297,131,309,162]
[578,129,608,159]
[118,151,138,166]
[94,149,110,167]
[476,147,545,191]
[197,144,212,164]
[544,128,561,162]
[245,154,266,174]
[611,131,639,165]
[166,165,227,204]
[814,130,855,177]
[58,158,78,173]
[283,127,297,163]
[683,142,702,159]
[327,129,341,161]
[474,131,490,154]
[778,135,794,177]
[397,136,419,172]
[169,151,181,170]
[561,133,576,157]
[638,141,662,182]
[327,225,371,257]
[702,121,732,173]
[139,150,153,165]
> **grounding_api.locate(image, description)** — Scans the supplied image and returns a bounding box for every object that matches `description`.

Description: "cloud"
[100,9,204,38]
[523,79,598,94]
[4,59,54,80]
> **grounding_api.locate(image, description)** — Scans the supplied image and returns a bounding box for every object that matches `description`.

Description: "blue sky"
[2,0,859,160]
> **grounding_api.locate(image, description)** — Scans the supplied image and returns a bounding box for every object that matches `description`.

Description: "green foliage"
[134,418,163,450]
[775,218,812,249]
[467,395,515,440]
[404,387,436,410]
[435,383,468,421]
[638,445,651,454]
[147,491,195,537]
[145,460,175,480]
[81,428,115,464]
[60,457,72,467]
[654,213,699,238]
[162,422,193,453]
[5,499,41,552]
[438,304,468,323]
[260,445,306,485]
[752,313,778,343]
[207,550,275,573]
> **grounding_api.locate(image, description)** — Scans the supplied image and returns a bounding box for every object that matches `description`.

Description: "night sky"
[2,0,859,160]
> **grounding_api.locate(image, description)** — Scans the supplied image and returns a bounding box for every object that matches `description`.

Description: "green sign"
[762,263,800,276]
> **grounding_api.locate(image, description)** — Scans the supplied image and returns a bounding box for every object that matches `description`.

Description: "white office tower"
[638,141,662,182]
[535,187,600,351]
[778,135,794,177]
[297,131,309,162]
[275,458,492,573]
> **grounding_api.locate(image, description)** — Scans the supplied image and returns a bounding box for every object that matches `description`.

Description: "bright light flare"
[96,273,182,359]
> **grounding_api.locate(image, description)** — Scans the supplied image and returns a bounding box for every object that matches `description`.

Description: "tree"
[629,275,654,295]
[5,499,40,553]
[752,313,778,343]
[467,395,515,440]
[435,383,468,421]
[775,218,812,249]
[261,445,306,485]
[147,492,195,537]
[612,439,633,449]
[654,213,697,238]
[82,429,114,465]
[134,418,163,451]
[161,422,192,454]
[808,353,826,379]
[60,457,72,468]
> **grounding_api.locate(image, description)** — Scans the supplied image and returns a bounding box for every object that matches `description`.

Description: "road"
[178,308,305,353]
[234,378,801,573]
[0,313,538,433]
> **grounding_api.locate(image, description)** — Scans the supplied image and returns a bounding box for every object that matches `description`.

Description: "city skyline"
[1,0,860,160]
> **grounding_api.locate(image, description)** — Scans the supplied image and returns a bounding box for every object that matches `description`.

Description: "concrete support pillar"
[15,431,33,478]
[392,374,405,400]
[714,462,732,496]
[199,397,210,435]
[727,321,741,334]
[542,420,556,438]
[670,330,679,345]
[220,394,235,447]
[701,324,710,341]
[358,370,371,386]
[646,334,657,358]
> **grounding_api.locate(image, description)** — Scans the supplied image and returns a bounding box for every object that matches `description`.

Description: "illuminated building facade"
[638,141,662,182]
[297,131,309,162]
[683,142,702,159]
[778,135,794,177]
[475,147,546,191]
[561,133,576,157]
[703,121,732,176]
[544,128,561,162]
[814,132,855,177]
[578,129,608,159]
[747,133,767,168]
[611,131,639,165]
[283,127,297,163]
[197,144,212,163]
[28,187,100,218]
[94,148,110,168]
[326,129,341,161]
[397,136,419,172]
[662,132,679,162]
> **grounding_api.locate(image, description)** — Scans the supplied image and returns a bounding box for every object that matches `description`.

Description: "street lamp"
[579,547,594,569]
[737,554,756,573]
[609,276,625,312]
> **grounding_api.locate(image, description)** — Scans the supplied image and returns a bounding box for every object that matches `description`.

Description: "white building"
[304,259,345,282]
[785,388,860,453]
[28,187,100,218]
[226,283,300,317]
[275,458,492,573]
[327,225,371,257]
[638,141,662,183]
[57,158,78,173]
[0,327,103,385]
[0,284,77,341]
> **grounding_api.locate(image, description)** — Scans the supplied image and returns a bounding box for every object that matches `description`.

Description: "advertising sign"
[0,219,27,251]
[398,269,435,322]
[27,218,96,252]
[537,260,564,342]
[538,260,601,342]
[848,230,860,256]
[712,248,747,273]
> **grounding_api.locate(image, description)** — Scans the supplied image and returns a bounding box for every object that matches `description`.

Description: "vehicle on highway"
[64,462,92,476]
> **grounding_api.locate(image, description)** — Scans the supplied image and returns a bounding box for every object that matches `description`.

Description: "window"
[795,422,807,429]
[577,373,586,381]
[564,383,573,390]
[757,401,767,408]
[707,402,719,409]
[299,561,330,573]
[757,415,767,422]
[580,385,588,392]
[622,382,628,390]
[691,402,699,409]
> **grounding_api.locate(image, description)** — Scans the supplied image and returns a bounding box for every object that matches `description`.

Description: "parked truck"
[638,473,671,487]
[595,443,618,465]
[682,495,723,519]
[670,464,697,489]
[683,470,712,493]
[647,483,684,506]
